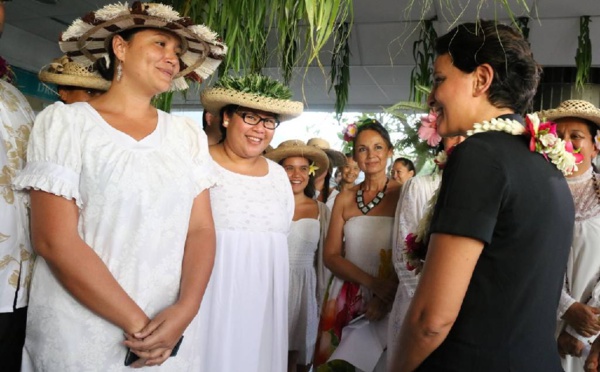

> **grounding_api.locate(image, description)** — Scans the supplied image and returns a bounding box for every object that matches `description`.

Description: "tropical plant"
[404,0,532,30]
[330,22,351,120]
[214,73,293,99]
[159,0,353,112]
[409,19,436,105]
[385,85,435,171]
[575,15,592,91]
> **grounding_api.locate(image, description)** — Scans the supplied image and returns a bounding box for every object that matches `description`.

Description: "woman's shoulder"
[34,101,90,132]
[266,157,287,177]
[163,113,203,137]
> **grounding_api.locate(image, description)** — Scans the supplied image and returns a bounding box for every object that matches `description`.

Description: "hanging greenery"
[330,22,351,120]
[278,0,304,84]
[575,16,592,91]
[404,0,531,30]
[409,19,437,105]
[159,0,353,113]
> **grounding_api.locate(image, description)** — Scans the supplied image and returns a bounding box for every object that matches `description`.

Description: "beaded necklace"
[356,178,389,215]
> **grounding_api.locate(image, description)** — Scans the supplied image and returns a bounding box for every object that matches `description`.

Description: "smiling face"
[223,107,277,159]
[391,162,414,185]
[282,156,311,195]
[428,54,478,137]
[341,156,360,184]
[115,29,182,95]
[354,129,393,175]
[556,118,599,177]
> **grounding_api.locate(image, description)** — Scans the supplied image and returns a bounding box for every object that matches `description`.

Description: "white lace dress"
[388,174,441,361]
[196,159,294,372]
[288,201,330,365]
[556,167,600,372]
[13,102,216,371]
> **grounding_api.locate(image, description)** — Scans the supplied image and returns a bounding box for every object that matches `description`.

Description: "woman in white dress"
[314,119,400,371]
[198,74,303,372]
[12,2,226,371]
[541,101,600,372]
[266,139,331,372]
[326,153,360,210]
[307,138,346,210]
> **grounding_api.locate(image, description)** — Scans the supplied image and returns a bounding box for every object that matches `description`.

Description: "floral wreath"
[403,112,582,273]
[339,117,379,153]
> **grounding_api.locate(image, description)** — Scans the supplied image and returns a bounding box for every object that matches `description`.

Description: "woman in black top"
[391,21,575,372]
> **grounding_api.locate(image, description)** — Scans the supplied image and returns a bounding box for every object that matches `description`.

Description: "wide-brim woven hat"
[265,139,329,178]
[38,55,111,91]
[59,1,227,91]
[307,137,346,168]
[540,99,600,127]
[201,88,303,122]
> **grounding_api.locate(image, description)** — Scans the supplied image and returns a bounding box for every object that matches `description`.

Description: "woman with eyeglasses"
[197,74,303,372]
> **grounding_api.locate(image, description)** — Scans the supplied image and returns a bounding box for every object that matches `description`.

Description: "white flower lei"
[467,113,578,176]
[403,113,579,274]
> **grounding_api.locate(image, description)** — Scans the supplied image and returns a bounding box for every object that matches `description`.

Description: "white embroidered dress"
[196,159,294,372]
[0,79,35,312]
[557,167,600,372]
[388,174,441,360]
[13,102,216,371]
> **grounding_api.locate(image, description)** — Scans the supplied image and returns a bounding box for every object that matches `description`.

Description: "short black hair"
[394,157,416,173]
[435,21,542,115]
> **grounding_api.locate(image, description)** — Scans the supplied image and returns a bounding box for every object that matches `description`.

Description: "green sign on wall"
[12,66,57,102]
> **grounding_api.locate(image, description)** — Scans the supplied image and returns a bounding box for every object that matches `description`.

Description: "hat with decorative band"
[201,74,303,123]
[265,139,329,178]
[38,55,111,92]
[540,99,600,128]
[58,1,227,91]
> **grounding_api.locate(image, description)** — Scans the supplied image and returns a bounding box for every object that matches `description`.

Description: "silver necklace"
[356,178,389,215]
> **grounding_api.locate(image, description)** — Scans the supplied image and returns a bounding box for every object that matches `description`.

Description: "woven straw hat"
[200,75,304,121]
[39,55,110,91]
[59,1,226,91]
[541,100,600,127]
[307,138,346,168]
[265,140,329,178]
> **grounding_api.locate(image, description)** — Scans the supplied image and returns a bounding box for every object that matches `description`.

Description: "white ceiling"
[1,0,600,112]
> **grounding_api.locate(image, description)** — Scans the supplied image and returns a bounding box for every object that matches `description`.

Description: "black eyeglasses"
[235,111,280,130]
